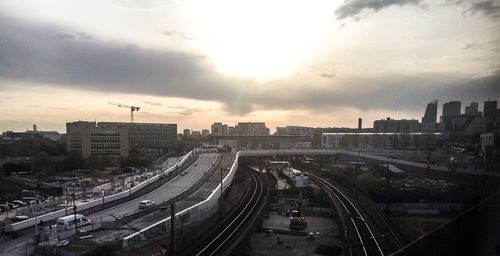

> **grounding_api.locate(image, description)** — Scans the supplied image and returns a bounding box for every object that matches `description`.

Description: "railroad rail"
[310,173,384,256]
[194,169,264,256]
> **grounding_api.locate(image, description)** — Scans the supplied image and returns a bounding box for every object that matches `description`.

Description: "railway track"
[310,173,384,256]
[193,169,264,256]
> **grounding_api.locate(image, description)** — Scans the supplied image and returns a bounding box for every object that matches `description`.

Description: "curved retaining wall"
[123,152,239,248]
[11,151,195,232]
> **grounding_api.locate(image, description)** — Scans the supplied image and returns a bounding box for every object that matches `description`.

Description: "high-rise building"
[442,101,461,117]
[422,100,438,123]
[358,118,362,130]
[183,129,190,137]
[211,122,228,135]
[484,100,498,121]
[465,102,480,116]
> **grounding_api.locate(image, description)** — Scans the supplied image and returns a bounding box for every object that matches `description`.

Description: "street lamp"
[22,189,39,243]
[69,193,78,235]
[101,189,105,210]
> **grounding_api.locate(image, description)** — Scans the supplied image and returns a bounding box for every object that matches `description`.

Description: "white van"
[56,214,92,231]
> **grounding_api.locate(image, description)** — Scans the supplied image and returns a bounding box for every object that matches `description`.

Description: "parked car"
[7,202,18,209]
[10,216,29,223]
[138,200,155,209]
[12,200,28,207]
[0,204,9,211]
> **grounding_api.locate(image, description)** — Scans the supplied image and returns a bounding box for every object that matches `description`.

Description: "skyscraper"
[442,101,461,117]
[422,100,438,123]
[465,102,479,116]
[484,100,498,121]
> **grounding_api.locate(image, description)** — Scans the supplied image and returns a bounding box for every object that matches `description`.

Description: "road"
[0,154,216,256]
[125,153,233,231]
[87,153,218,223]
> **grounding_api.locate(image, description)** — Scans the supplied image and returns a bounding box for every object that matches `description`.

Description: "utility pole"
[355,150,360,200]
[220,165,224,216]
[385,164,390,227]
[170,203,175,256]
[72,193,78,235]
[102,189,105,210]
[427,151,431,178]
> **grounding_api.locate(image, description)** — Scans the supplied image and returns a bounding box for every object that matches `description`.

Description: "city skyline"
[1,0,500,132]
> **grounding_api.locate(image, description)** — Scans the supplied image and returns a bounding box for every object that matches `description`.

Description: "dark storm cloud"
[335,0,422,19]
[0,15,240,105]
[469,0,500,18]
[1,15,498,116]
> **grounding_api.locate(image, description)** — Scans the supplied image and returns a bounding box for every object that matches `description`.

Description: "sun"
[188,0,339,81]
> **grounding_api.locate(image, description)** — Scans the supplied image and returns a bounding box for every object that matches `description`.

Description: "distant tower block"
[33,124,37,132]
[358,118,362,130]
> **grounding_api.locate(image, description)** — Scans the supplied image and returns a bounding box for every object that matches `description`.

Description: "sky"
[1,0,499,133]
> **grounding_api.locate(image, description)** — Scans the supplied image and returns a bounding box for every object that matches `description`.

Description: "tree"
[88,154,101,171]
[127,153,140,167]
[358,172,378,193]
[64,150,84,171]
[32,151,51,172]
[119,156,128,168]
[101,155,112,169]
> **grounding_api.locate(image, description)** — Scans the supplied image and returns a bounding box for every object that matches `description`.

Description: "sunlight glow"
[189,0,339,81]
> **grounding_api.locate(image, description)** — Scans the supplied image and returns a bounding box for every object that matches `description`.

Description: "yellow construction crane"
[108,102,140,123]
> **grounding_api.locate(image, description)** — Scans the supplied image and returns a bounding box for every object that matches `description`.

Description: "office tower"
[442,101,461,117]
[422,100,438,123]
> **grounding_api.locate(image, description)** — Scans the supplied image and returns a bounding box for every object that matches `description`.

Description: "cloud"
[56,31,95,40]
[468,0,500,18]
[26,104,69,110]
[320,71,336,79]
[142,101,162,106]
[461,42,477,49]
[163,29,193,40]
[1,15,498,117]
[335,0,422,19]
[55,32,75,39]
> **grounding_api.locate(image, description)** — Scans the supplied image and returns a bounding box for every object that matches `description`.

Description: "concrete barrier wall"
[123,152,239,248]
[11,152,193,232]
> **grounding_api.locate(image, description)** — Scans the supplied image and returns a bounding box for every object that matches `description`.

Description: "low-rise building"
[274,126,315,137]
[374,118,419,133]
[321,132,441,150]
